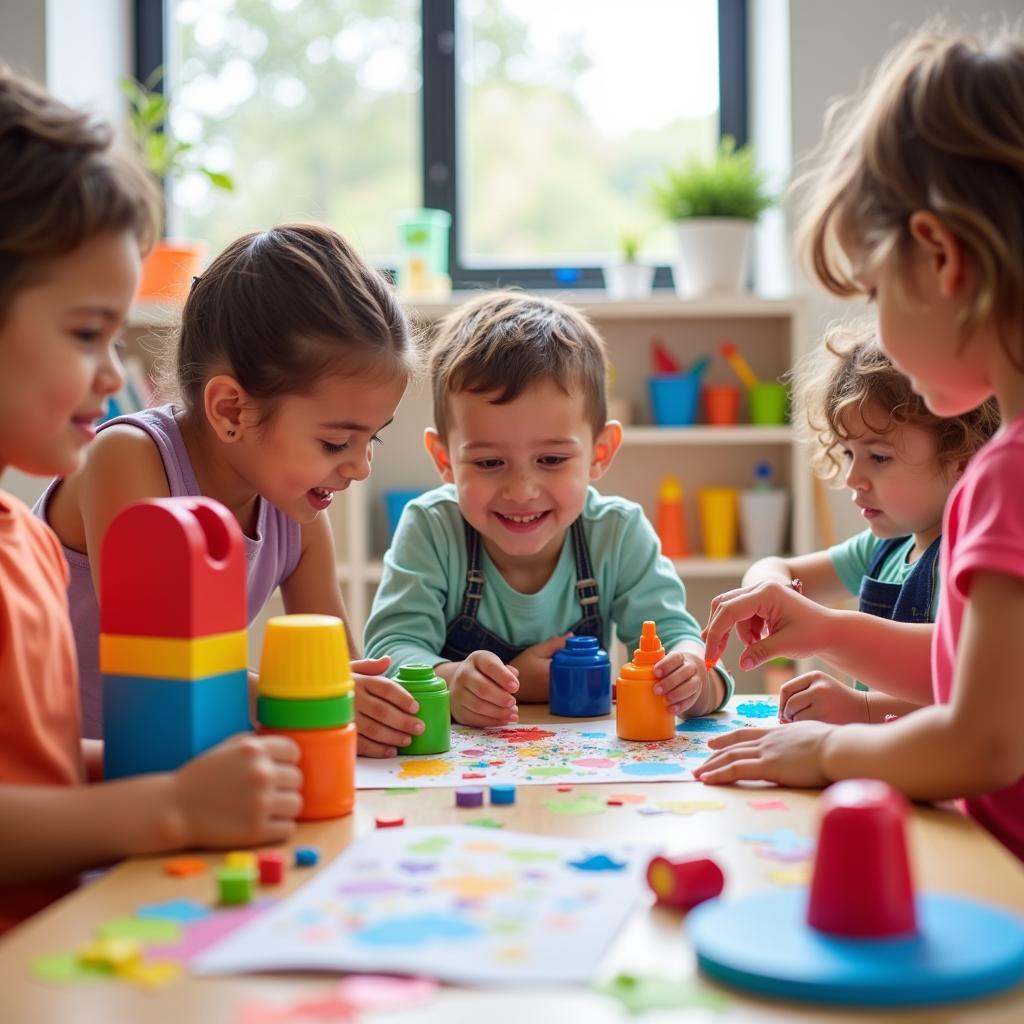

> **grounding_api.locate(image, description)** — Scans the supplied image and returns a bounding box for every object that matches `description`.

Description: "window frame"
[138,0,748,290]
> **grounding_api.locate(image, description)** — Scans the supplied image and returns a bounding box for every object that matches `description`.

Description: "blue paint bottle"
[549,636,612,717]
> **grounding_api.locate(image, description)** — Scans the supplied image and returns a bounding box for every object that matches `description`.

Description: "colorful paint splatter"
[193,826,650,985]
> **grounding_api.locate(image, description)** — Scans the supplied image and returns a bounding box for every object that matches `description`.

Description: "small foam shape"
[455,786,485,808]
[489,783,516,805]
[556,784,573,792]
[736,700,776,719]
[568,853,628,872]
[163,855,207,878]
[257,851,285,885]
[646,854,724,912]
[376,815,405,829]
[606,797,624,806]
[137,899,210,923]
[217,866,254,906]
[117,959,182,991]
[77,936,142,971]
[294,845,320,867]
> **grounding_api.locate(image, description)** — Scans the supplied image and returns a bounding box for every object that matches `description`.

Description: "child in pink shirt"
[696,27,1024,861]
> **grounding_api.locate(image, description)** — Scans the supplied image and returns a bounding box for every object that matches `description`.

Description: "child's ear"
[424,428,454,483]
[204,375,250,443]
[590,421,623,481]
[908,210,967,300]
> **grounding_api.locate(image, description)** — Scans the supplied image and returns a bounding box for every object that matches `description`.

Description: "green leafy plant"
[120,69,234,192]
[619,230,642,263]
[649,136,771,221]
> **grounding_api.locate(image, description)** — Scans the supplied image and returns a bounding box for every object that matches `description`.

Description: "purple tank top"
[33,405,303,739]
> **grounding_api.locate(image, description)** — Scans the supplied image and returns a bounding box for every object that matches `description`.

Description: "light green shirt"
[364,484,732,708]
[829,528,941,620]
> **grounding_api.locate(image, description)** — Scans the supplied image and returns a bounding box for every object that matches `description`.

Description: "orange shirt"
[0,489,84,933]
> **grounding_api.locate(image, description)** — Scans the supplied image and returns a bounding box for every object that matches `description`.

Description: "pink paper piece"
[747,799,789,811]
[335,974,439,1011]
[148,902,270,962]
[607,793,646,804]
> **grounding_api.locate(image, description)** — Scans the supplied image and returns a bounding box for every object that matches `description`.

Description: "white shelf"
[623,425,793,445]
[128,302,181,327]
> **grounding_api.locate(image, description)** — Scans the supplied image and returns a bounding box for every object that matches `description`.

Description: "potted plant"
[650,136,772,298]
[120,69,235,304]
[603,230,655,300]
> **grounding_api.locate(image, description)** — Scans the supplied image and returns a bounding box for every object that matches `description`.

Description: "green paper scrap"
[385,787,419,795]
[32,952,113,985]
[98,917,182,943]
[505,849,560,864]
[542,794,608,816]
[466,817,505,829]
[407,835,451,854]
[598,972,728,1015]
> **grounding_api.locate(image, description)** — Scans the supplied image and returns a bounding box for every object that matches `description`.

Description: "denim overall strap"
[439,517,605,663]
[858,535,940,625]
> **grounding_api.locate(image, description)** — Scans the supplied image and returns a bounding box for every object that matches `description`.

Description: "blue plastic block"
[549,636,612,717]
[490,784,516,805]
[103,669,250,779]
[295,846,320,867]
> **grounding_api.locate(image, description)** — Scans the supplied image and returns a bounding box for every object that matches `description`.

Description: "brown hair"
[791,318,1000,481]
[428,290,608,439]
[797,26,1024,367]
[0,66,160,320]
[175,223,413,416]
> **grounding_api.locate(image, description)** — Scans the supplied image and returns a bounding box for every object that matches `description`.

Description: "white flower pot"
[671,218,753,298]
[740,488,789,558]
[603,262,655,300]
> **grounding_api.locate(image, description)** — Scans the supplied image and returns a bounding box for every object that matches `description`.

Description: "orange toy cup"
[258,722,356,820]
[703,385,740,426]
[616,621,676,741]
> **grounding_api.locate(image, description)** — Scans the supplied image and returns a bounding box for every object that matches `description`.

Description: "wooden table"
[2,703,1023,1023]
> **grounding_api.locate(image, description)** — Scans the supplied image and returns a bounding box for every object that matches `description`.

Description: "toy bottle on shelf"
[655,475,689,559]
[549,636,612,717]
[739,461,789,558]
[395,665,451,755]
[256,614,356,820]
[615,620,676,741]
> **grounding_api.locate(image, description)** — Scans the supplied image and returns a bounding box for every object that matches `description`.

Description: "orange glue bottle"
[616,620,676,741]
[655,475,688,558]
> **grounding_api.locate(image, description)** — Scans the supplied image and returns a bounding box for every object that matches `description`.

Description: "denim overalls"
[857,535,941,625]
[440,517,605,663]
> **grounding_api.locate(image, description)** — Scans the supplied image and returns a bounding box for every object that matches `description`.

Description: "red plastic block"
[807,779,917,938]
[100,498,245,638]
[257,851,285,885]
[375,815,405,829]
[647,854,724,912]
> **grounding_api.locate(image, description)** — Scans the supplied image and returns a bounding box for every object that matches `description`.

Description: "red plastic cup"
[647,854,725,911]
[807,779,918,938]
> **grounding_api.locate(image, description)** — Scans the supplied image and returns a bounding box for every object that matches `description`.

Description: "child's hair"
[175,223,413,418]
[797,26,1024,366]
[0,66,160,320]
[428,290,608,439]
[791,318,1000,481]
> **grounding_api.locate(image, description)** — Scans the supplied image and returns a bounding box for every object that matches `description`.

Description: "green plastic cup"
[749,382,789,425]
[396,665,451,755]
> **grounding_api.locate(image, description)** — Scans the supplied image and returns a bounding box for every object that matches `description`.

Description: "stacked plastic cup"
[256,614,356,820]
[394,665,451,755]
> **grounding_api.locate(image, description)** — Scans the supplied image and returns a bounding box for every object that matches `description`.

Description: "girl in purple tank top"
[36,224,424,757]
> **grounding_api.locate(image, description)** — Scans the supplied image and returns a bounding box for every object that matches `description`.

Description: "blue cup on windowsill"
[385,489,426,539]
[649,373,700,426]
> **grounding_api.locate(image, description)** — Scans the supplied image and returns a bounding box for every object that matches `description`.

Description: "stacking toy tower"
[100,498,250,779]
[394,665,451,755]
[688,779,1024,1007]
[257,614,356,820]
[615,620,675,741]
[549,636,612,717]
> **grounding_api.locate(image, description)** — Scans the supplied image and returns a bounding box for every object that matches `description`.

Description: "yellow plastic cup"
[258,614,353,700]
[698,487,739,558]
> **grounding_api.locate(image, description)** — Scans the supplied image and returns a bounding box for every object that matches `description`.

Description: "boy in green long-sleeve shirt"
[363,291,732,742]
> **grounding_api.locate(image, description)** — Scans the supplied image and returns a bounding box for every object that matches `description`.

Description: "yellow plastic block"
[78,936,142,970]
[225,850,257,871]
[99,630,247,680]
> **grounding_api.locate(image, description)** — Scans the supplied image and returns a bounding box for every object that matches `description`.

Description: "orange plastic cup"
[616,621,676,741]
[703,385,740,426]
[259,722,356,820]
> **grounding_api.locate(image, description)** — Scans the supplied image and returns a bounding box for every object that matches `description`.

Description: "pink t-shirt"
[933,414,1024,862]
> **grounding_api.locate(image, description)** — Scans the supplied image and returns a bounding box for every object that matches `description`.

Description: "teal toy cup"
[395,665,451,755]
[749,382,789,425]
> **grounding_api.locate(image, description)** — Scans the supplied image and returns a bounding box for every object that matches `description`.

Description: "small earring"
[226,429,236,438]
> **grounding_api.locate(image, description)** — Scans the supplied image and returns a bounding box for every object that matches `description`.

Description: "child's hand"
[352,655,425,758]
[169,734,303,848]
[653,649,708,716]
[449,651,519,727]
[703,580,835,670]
[693,721,833,787]
[510,633,571,698]
[779,671,870,724]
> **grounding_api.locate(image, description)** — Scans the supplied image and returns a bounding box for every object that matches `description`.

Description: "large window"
[141,0,746,286]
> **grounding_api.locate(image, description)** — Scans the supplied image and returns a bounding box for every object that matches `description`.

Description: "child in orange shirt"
[0,68,302,933]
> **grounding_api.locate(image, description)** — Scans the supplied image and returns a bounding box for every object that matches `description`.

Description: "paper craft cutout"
[194,826,650,986]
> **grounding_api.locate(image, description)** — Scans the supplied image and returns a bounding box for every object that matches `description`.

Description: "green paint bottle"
[396,665,451,755]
